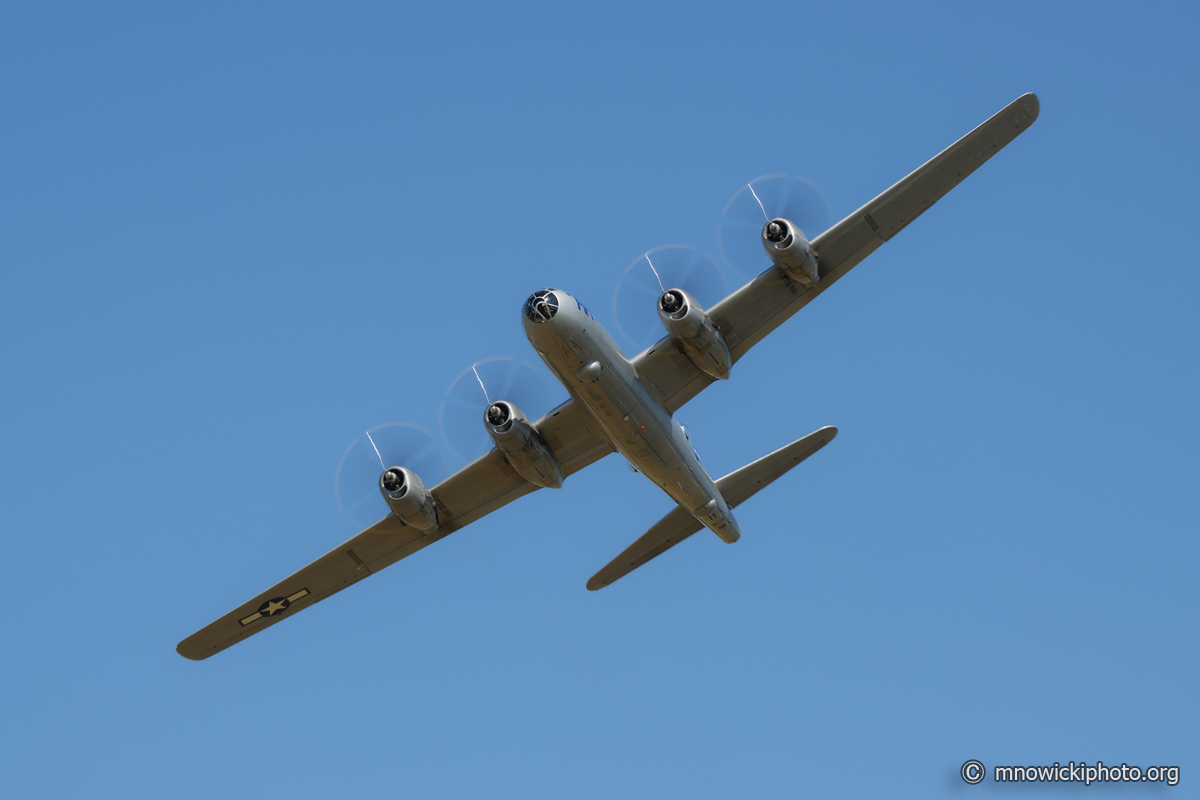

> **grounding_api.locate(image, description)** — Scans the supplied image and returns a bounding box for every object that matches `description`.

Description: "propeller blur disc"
[334,423,447,529]
[438,356,560,464]
[611,245,727,352]
[716,174,832,280]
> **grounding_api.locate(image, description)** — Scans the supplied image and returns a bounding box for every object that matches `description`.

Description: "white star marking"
[264,599,288,616]
[238,588,310,626]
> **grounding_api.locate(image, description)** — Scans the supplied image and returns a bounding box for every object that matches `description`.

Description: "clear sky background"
[2,2,1197,797]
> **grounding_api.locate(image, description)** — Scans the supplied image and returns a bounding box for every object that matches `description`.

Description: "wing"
[587,426,837,590]
[177,399,612,660]
[634,93,1040,413]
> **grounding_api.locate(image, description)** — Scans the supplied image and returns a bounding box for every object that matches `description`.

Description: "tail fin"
[586,426,837,590]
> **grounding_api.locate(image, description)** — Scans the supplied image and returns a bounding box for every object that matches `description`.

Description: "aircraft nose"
[522,289,560,324]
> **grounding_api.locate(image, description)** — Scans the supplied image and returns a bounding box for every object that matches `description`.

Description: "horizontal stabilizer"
[587,426,837,590]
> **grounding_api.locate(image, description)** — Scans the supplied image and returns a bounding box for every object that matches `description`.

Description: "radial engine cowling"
[378,466,438,531]
[762,218,818,284]
[657,288,731,380]
[485,401,563,489]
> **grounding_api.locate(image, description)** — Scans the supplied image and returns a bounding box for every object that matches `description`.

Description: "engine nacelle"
[485,401,564,489]
[378,466,439,531]
[657,288,731,380]
[762,218,818,284]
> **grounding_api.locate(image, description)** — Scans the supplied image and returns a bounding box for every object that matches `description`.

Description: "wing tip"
[176,641,208,661]
[1016,92,1040,123]
[586,577,606,591]
[176,632,218,661]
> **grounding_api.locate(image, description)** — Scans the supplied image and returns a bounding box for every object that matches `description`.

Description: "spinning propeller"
[438,356,561,464]
[333,422,447,529]
[611,245,727,352]
[716,174,832,280]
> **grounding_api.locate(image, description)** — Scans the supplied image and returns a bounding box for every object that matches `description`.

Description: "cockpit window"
[523,289,559,323]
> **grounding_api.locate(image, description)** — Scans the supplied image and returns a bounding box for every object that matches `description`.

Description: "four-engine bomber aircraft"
[178,93,1039,660]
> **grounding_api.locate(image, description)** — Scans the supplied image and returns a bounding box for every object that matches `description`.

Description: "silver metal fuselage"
[523,289,740,543]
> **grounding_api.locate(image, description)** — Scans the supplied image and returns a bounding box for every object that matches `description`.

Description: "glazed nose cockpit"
[523,289,559,323]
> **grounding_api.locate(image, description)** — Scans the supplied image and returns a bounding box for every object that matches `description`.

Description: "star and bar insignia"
[239,588,310,626]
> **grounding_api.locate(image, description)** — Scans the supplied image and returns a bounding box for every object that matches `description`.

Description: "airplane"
[177,93,1039,660]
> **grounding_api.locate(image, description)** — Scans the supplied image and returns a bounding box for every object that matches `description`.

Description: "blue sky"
[2,2,1197,797]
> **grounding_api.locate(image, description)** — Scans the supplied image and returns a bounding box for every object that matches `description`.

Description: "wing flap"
[587,426,838,590]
